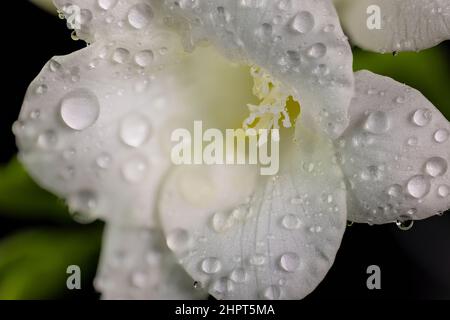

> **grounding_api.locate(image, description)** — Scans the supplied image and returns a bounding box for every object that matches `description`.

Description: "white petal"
[337,70,450,224]
[14,35,183,226]
[337,0,450,52]
[162,0,354,138]
[95,223,207,299]
[158,123,347,300]
[15,35,257,226]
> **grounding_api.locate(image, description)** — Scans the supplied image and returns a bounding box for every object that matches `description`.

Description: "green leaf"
[0,158,70,222]
[0,227,102,299]
[353,45,450,119]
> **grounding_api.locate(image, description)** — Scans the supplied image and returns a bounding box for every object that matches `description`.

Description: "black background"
[1,0,449,300]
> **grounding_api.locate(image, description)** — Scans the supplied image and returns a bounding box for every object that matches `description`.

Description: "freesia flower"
[16,0,450,300]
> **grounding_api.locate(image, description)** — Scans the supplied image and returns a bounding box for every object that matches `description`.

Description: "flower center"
[243,66,300,131]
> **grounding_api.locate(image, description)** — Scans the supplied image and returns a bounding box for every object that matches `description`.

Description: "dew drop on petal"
[201,257,222,274]
[406,175,431,199]
[425,157,448,177]
[60,89,100,130]
[134,50,154,67]
[97,0,118,10]
[387,184,402,197]
[166,228,191,252]
[364,111,390,134]
[128,3,153,29]
[121,156,148,183]
[290,11,314,34]
[229,268,248,283]
[120,113,151,147]
[434,129,449,143]
[261,285,281,300]
[281,214,301,230]
[306,43,326,59]
[412,109,432,127]
[112,48,130,64]
[279,252,300,272]
[437,185,449,198]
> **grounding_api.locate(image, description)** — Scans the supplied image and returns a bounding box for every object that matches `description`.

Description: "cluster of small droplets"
[243,67,293,130]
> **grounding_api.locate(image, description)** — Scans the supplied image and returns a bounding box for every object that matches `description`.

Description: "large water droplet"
[211,211,233,233]
[406,175,431,199]
[112,48,130,64]
[201,257,222,274]
[98,0,118,10]
[290,11,314,34]
[412,109,432,127]
[396,216,414,231]
[134,50,154,67]
[434,129,449,143]
[279,252,300,272]
[166,228,191,252]
[128,3,153,29]
[306,43,326,59]
[364,111,390,134]
[438,185,449,198]
[68,190,98,223]
[120,113,151,147]
[60,89,100,130]
[425,157,447,177]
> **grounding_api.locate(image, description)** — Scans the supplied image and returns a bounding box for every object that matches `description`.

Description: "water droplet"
[49,59,62,72]
[112,48,130,64]
[425,157,447,177]
[68,190,98,223]
[279,252,300,272]
[437,185,449,198]
[290,11,314,34]
[229,268,248,283]
[306,43,326,59]
[412,109,432,127]
[364,111,390,134]
[261,285,281,300]
[281,214,301,229]
[166,228,191,252]
[209,278,233,299]
[434,129,449,143]
[60,89,100,130]
[406,175,431,199]
[96,153,112,169]
[134,50,154,67]
[201,257,222,274]
[128,3,153,29]
[121,156,148,183]
[396,216,414,231]
[97,0,118,10]
[37,130,57,149]
[35,84,48,95]
[120,113,151,147]
[211,211,234,233]
[387,184,402,197]
[406,136,418,146]
[249,254,266,266]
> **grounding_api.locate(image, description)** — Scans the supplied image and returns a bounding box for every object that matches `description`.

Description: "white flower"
[16,0,450,300]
